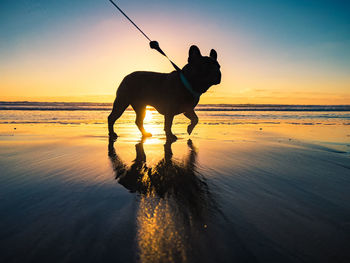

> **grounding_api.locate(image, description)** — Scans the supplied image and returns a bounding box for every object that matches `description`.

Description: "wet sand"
[0,120,350,263]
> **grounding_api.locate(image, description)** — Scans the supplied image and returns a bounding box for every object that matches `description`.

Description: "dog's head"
[182,45,221,94]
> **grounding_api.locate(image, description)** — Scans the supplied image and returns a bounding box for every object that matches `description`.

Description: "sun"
[142,106,164,139]
[144,108,153,123]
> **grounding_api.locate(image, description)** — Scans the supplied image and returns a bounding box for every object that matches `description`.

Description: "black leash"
[108,0,151,42]
[108,0,181,71]
[108,0,200,97]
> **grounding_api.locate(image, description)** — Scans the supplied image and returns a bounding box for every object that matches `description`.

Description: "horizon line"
[1,101,350,107]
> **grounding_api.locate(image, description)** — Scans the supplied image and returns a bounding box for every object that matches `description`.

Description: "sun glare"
[144,108,153,123]
[143,107,163,139]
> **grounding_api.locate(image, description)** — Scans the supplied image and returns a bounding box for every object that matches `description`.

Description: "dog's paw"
[142,132,152,138]
[109,132,118,140]
[187,125,195,135]
[166,133,177,142]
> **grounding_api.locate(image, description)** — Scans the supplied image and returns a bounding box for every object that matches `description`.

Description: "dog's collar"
[179,72,201,98]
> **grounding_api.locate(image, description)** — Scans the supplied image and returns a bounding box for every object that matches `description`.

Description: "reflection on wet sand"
[108,138,218,263]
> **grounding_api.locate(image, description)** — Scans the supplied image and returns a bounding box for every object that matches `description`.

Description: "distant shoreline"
[0,101,349,111]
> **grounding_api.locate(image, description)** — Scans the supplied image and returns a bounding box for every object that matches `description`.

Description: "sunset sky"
[1,0,349,104]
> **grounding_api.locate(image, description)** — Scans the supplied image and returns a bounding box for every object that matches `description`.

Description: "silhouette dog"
[108,45,221,141]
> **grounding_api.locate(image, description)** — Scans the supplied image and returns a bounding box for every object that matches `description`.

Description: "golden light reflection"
[137,197,187,263]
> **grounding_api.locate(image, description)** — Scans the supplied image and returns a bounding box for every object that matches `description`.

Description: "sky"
[1,0,349,104]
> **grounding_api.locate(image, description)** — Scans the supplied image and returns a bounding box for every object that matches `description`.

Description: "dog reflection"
[108,138,214,218]
[108,138,217,263]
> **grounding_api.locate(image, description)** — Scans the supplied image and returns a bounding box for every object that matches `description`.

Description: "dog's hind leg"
[132,104,152,137]
[108,96,129,138]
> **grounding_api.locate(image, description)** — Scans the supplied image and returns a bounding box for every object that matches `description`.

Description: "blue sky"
[2,0,349,47]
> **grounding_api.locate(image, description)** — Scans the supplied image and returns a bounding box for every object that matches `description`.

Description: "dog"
[108,45,221,141]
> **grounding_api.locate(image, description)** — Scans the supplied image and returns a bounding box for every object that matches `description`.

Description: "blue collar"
[179,72,201,98]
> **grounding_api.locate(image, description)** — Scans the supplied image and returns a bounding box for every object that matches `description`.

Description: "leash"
[108,0,201,98]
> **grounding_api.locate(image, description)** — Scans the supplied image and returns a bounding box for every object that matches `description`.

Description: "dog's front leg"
[184,109,198,135]
[164,113,177,141]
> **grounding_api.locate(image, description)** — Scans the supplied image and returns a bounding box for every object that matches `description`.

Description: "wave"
[1,102,349,111]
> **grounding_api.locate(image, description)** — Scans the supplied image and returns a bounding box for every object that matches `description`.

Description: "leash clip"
[150,41,166,56]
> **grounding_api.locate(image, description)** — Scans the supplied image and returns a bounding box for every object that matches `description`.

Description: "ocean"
[1,101,349,125]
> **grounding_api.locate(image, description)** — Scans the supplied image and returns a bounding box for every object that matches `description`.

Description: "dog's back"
[116,71,187,112]
[118,71,171,96]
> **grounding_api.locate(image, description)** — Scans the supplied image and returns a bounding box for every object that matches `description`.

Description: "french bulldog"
[108,45,221,141]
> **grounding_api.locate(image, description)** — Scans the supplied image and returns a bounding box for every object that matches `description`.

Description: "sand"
[0,117,350,263]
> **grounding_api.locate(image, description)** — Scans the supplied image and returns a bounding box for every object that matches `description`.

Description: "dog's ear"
[188,45,202,64]
[210,49,217,61]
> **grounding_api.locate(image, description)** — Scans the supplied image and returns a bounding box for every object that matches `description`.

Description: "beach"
[1,103,350,263]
